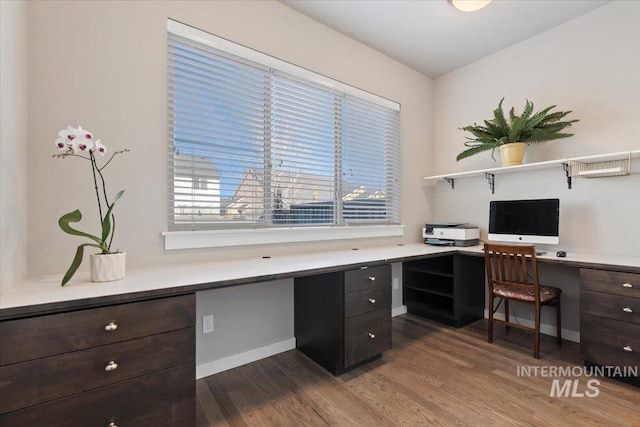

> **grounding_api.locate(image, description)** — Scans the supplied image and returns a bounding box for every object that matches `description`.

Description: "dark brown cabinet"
[0,294,196,426]
[295,264,392,375]
[580,268,639,385]
[403,254,484,327]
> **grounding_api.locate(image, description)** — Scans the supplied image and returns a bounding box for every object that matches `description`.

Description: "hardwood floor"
[196,314,639,426]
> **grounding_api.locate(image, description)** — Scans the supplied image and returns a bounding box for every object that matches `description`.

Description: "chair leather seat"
[493,284,561,303]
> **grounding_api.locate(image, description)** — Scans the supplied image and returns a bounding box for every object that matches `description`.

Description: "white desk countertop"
[2,243,639,314]
[0,244,450,312]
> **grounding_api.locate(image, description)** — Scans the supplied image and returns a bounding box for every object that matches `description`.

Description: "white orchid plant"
[54,126,129,286]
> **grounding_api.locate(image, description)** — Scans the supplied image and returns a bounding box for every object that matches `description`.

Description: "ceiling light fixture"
[448,0,493,12]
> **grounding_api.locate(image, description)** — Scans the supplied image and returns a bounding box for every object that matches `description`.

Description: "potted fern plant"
[456,98,579,166]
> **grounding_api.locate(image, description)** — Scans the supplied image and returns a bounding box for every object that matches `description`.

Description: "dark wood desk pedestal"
[295,264,392,376]
[580,268,640,385]
[0,294,196,426]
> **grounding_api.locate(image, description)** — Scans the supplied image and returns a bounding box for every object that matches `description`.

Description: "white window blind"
[167,20,400,232]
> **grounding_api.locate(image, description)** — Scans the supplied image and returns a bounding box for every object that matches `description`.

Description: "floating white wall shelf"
[423,150,640,193]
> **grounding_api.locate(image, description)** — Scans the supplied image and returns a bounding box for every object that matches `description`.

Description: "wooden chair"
[484,243,562,359]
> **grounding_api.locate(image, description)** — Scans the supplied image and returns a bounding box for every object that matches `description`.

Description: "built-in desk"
[0,244,461,319]
[3,244,640,318]
[1,243,639,425]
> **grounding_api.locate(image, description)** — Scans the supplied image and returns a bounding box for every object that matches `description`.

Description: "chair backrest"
[484,243,541,303]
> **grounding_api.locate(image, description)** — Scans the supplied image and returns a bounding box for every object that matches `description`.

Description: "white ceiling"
[281,0,611,78]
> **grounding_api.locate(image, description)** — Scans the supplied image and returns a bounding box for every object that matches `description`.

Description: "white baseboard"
[196,337,296,379]
[483,309,580,343]
[197,307,408,379]
[392,305,407,317]
[196,306,576,380]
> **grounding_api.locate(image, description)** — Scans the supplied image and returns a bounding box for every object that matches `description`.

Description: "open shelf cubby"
[403,254,485,328]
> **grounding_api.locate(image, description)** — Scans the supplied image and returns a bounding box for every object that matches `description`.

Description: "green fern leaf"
[456,143,498,161]
[492,98,509,135]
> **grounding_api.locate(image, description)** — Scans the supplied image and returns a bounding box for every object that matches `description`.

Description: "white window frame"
[163,19,404,250]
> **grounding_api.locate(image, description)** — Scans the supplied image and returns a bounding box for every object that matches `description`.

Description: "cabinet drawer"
[344,264,391,294]
[0,294,195,366]
[344,309,391,367]
[0,363,195,427]
[344,285,391,318]
[581,269,640,298]
[581,313,640,371]
[0,327,194,414]
[581,290,640,324]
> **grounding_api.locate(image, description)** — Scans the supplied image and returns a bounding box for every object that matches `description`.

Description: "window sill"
[162,225,405,250]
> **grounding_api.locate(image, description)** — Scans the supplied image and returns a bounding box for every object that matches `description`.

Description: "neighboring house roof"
[225,168,384,212]
[173,151,221,180]
[342,187,386,201]
[225,168,333,211]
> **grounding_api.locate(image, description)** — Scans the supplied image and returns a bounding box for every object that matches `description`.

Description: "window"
[167,20,401,241]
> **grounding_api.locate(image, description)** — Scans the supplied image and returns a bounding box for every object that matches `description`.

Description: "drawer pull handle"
[623,307,633,313]
[368,298,376,304]
[104,322,118,332]
[623,345,633,352]
[368,332,376,339]
[109,423,118,427]
[368,276,376,282]
[105,361,118,372]
[622,283,633,288]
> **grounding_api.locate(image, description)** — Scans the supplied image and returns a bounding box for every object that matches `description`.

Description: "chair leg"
[534,306,541,359]
[504,299,510,331]
[488,293,494,344]
[556,298,562,345]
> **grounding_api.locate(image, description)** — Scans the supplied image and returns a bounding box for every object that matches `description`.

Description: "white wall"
[25,0,432,278]
[196,279,294,375]
[431,1,640,340]
[0,0,29,293]
[19,0,428,372]
[432,1,640,256]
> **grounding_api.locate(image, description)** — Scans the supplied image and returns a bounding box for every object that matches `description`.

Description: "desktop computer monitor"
[488,198,560,245]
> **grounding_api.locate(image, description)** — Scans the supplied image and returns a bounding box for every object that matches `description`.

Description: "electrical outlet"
[393,278,399,290]
[203,315,214,334]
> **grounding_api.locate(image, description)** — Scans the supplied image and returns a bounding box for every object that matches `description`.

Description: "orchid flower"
[54,138,69,151]
[74,138,94,152]
[58,126,77,142]
[55,126,78,151]
[94,140,107,156]
[69,125,93,140]
[70,126,95,152]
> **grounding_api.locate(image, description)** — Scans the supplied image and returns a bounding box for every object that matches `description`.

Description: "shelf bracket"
[562,163,572,189]
[444,177,455,190]
[485,173,495,194]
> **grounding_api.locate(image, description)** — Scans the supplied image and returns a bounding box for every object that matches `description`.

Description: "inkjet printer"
[423,222,480,247]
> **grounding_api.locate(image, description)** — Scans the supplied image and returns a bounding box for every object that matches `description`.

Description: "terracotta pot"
[90,252,126,282]
[499,142,526,166]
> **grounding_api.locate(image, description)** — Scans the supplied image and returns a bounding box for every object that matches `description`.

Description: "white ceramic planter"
[90,252,126,282]
[499,142,526,166]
